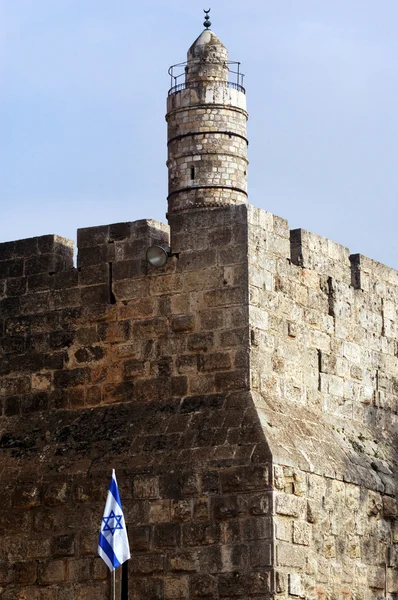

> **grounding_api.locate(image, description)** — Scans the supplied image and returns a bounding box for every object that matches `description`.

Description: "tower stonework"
[167,29,248,214]
[0,23,397,600]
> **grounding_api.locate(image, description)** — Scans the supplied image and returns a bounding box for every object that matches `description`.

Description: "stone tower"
[0,16,397,600]
[166,27,248,214]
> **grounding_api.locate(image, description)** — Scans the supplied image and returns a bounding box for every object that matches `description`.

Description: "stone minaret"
[166,23,248,215]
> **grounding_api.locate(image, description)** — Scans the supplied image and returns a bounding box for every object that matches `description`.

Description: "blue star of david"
[102,510,123,536]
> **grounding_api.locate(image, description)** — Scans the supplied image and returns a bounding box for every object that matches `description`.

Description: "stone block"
[163,576,189,599]
[38,559,67,584]
[323,536,336,559]
[130,526,151,551]
[13,561,37,585]
[198,352,232,372]
[275,494,306,518]
[387,565,398,592]
[367,566,385,589]
[204,544,249,573]
[276,542,306,568]
[169,550,199,572]
[275,517,292,542]
[190,573,216,597]
[77,225,109,248]
[0,563,10,585]
[93,557,108,581]
[220,327,247,347]
[212,495,247,520]
[113,277,148,300]
[69,558,92,582]
[392,521,398,543]
[5,276,27,296]
[184,267,223,293]
[149,274,182,296]
[241,516,272,540]
[11,483,41,509]
[215,369,249,392]
[388,545,398,568]
[180,394,224,413]
[292,521,311,545]
[81,284,109,305]
[247,493,272,515]
[78,263,108,286]
[129,577,164,599]
[53,287,81,309]
[149,500,171,523]
[202,286,246,308]
[77,245,110,268]
[171,499,192,522]
[171,315,195,332]
[182,522,220,546]
[154,523,181,548]
[52,533,75,557]
[131,553,165,574]
[218,571,270,597]
[249,540,272,567]
[74,345,106,364]
[53,367,89,389]
[24,533,51,559]
[288,573,303,597]
[383,496,398,518]
[220,465,270,493]
[199,308,225,330]
[112,259,145,280]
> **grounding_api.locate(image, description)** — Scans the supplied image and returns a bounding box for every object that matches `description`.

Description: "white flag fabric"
[98,469,130,571]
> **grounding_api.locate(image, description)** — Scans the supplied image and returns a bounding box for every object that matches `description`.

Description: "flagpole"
[111,569,116,600]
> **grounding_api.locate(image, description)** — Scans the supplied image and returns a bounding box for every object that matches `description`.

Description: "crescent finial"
[203,8,211,29]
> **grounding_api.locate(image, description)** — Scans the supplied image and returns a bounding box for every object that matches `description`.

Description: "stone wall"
[0,207,273,599]
[0,203,397,599]
[247,205,398,599]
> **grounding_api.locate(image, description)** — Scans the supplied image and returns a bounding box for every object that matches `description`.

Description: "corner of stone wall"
[76,219,170,304]
[247,205,290,259]
[77,219,169,266]
[0,234,74,279]
[168,203,249,254]
[0,235,75,314]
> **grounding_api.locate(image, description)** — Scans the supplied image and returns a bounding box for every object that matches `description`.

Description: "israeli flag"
[98,469,130,571]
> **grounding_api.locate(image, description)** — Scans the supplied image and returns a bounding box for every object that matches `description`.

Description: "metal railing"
[168,80,246,96]
[168,60,245,96]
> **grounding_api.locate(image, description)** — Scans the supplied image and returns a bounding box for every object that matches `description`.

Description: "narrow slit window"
[190,167,195,180]
[108,262,116,304]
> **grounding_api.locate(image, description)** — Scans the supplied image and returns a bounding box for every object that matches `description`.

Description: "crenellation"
[0,235,74,281]
[290,228,352,285]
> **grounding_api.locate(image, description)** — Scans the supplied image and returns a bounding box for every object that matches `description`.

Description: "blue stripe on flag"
[110,477,122,509]
[99,533,121,569]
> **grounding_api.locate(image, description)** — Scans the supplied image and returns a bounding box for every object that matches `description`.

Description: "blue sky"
[1,1,397,268]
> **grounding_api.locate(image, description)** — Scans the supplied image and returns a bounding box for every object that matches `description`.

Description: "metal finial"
[203,8,211,29]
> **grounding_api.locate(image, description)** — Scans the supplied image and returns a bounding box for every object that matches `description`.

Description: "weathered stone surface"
[0,21,397,600]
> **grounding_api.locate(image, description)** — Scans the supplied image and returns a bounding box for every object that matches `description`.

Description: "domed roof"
[187,29,228,62]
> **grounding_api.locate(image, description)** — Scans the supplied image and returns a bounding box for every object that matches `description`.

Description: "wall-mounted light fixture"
[146,244,172,268]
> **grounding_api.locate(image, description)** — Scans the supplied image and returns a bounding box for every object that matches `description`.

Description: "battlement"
[3,216,398,305]
[0,205,396,487]
[0,234,73,275]
[0,220,169,307]
[291,227,398,296]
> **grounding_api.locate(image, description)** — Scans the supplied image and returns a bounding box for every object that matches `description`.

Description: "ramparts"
[0,204,397,599]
